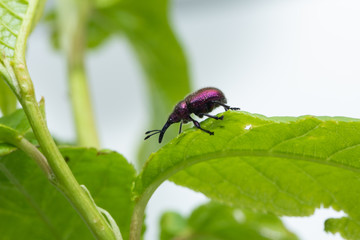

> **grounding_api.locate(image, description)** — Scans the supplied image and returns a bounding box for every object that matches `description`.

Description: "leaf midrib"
[139,149,360,198]
[184,149,360,174]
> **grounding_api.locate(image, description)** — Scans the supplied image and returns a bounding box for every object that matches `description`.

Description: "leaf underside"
[136,111,360,239]
[0,0,27,58]
[0,147,136,240]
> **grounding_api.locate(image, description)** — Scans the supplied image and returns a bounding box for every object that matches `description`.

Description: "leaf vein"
[224,122,275,148]
[0,20,18,36]
[0,38,15,50]
[182,165,261,202]
[326,143,360,161]
[241,158,308,206]
[269,122,322,152]
[0,0,24,19]
[288,161,338,208]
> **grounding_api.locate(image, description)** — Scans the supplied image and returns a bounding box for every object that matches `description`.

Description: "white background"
[23,0,360,239]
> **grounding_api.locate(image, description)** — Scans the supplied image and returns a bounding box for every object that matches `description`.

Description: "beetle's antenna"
[144,120,172,143]
[145,130,161,134]
[144,130,161,140]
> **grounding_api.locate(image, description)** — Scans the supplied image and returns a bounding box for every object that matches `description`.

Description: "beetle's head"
[168,101,188,123]
[144,101,188,143]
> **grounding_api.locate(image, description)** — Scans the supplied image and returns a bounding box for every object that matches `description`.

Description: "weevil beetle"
[144,87,240,143]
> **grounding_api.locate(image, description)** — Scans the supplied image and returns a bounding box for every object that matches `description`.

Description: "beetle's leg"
[179,121,183,134]
[189,116,214,135]
[202,113,224,120]
[213,101,240,111]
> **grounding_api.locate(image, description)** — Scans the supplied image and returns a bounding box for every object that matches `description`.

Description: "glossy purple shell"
[186,87,227,114]
[168,87,227,123]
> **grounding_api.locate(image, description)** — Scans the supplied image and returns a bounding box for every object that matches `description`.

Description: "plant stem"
[0,122,51,179]
[10,0,116,238]
[58,0,99,148]
[16,137,54,180]
[129,195,149,240]
[17,69,116,240]
[130,178,168,240]
[69,64,100,148]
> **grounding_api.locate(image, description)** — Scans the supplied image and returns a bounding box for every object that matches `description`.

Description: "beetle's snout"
[159,121,172,143]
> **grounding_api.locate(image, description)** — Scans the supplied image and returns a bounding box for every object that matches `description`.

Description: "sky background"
[23,0,360,239]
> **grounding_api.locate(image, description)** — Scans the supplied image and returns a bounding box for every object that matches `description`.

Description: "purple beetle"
[145,87,240,143]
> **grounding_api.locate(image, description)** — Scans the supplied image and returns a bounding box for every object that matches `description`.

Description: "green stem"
[9,0,115,238]
[130,176,171,240]
[16,137,54,180]
[69,64,99,148]
[0,125,51,179]
[17,74,116,240]
[58,0,99,148]
[129,195,150,240]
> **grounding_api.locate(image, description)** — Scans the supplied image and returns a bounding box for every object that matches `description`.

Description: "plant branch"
[57,0,100,148]
[18,90,116,239]
[129,172,173,240]
[0,124,52,179]
[17,137,54,180]
[7,0,117,239]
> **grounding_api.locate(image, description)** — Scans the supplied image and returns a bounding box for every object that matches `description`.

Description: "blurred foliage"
[160,202,298,240]
[46,0,191,167]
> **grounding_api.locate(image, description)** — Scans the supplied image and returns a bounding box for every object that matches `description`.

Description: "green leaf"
[160,202,298,240]
[0,108,30,133]
[135,111,360,239]
[0,0,28,58]
[325,217,360,240]
[0,78,17,115]
[0,147,136,240]
[0,109,31,156]
[0,0,45,57]
[0,0,46,99]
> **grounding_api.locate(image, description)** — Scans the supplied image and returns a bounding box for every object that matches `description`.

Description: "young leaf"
[0,0,46,55]
[0,79,16,115]
[0,108,31,133]
[160,202,298,240]
[0,147,136,240]
[0,0,28,58]
[0,0,46,98]
[134,111,360,239]
[0,109,31,156]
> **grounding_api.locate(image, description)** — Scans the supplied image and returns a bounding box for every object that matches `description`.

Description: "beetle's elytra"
[144,87,240,143]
